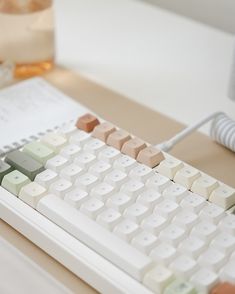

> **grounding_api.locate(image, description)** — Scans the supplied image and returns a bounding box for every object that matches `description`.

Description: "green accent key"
[2,170,31,196]
[0,160,13,184]
[164,279,197,294]
[23,141,55,164]
[5,150,44,181]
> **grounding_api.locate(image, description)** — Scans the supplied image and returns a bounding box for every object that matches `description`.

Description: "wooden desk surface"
[1,67,234,294]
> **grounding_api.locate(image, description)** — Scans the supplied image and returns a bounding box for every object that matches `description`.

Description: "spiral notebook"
[0,78,89,155]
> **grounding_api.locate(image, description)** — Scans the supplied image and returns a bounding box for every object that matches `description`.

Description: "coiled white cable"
[157,112,235,152]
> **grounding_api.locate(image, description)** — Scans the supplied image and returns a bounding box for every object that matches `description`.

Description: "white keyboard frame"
[0,187,153,294]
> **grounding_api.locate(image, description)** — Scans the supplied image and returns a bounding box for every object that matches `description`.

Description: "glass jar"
[0,0,55,78]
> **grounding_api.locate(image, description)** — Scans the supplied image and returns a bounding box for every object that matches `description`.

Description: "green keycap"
[2,170,31,196]
[164,279,197,294]
[0,160,13,184]
[23,141,55,164]
[5,150,44,181]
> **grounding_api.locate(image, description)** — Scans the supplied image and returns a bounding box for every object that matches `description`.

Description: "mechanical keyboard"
[0,113,235,294]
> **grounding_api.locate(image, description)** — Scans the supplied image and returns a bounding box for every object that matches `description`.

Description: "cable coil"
[211,113,235,152]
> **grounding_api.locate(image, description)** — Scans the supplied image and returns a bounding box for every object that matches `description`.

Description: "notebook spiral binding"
[0,119,76,158]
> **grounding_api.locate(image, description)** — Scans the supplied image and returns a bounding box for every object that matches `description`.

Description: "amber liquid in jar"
[0,0,54,78]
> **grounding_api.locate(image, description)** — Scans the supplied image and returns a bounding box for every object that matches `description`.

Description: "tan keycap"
[76,113,100,132]
[107,130,131,150]
[92,122,116,142]
[121,138,147,159]
[137,146,164,168]
[211,282,235,294]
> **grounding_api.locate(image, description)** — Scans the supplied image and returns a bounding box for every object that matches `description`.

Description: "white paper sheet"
[0,77,88,150]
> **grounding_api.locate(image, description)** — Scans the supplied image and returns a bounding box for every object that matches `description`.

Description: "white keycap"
[69,130,91,146]
[150,243,176,266]
[89,161,112,178]
[57,123,77,138]
[191,175,219,199]
[107,192,133,212]
[143,265,174,294]
[198,248,226,271]
[41,133,67,151]
[181,193,206,212]
[146,173,171,192]
[45,155,69,172]
[163,183,189,203]
[211,232,235,254]
[124,203,150,223]
[209,184,235,209]
[120,179,144,198]
[174,165,200,189]
[91,182,116,201]
[159,224,186,246]
[104,169,128,187]
[170,255,197,278]
[98,146,121,163]
[75,152,96,169]
[191,221,217,241]
[179,236,206,258]
[49,178,72,198]
[64,188,88,208]
[137,189,162,208]
[131,231,158,254]
[200,203,225,224]
[221,260,235,283]
[141,214,168,234]
[60,144,81,159]
[113,154,137,172]
[19,182,46,208]
[60,163,83,182]
[173,210,198,230]
[84,138,105,154]
[191,268,219,293]
[37,195,152,281]
[80,198,105,219]
[34,169,58,188]
[97,208,122,230]
[75,173,99,191]
[129,163,153,182]
[154,199,179,219]
[114,219,140,241]
[155,157,183,179]
[219,214,235,234]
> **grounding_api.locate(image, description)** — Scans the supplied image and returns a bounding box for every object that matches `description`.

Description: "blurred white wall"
[142,0,235,33]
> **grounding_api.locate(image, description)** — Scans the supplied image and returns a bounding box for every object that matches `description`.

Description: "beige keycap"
[174,165,200,189]
[92,122,116,142]
[191,174,219,199]
[137,146,164,168]
[76,113,100,133]
[155,157,184,179]
[121,138,147,159]
[19,182,46,208]
[209,184,235,209]
[106,129,131,150]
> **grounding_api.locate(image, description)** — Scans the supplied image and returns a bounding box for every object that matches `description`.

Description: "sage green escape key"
[0,160,13,184]
[23,141,55,164]
[5,150,44,180]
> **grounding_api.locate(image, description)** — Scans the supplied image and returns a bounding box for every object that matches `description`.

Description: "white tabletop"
[54,0,235,134]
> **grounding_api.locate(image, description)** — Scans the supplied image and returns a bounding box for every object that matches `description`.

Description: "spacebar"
[37,194,153,281]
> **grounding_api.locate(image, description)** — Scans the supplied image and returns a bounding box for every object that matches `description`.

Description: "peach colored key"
[137,146,164,168]
[106,130,131,150]
[121,138,147,159]
[76,113,100,132]
[211,282,235,294]
[92,122,116,142]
